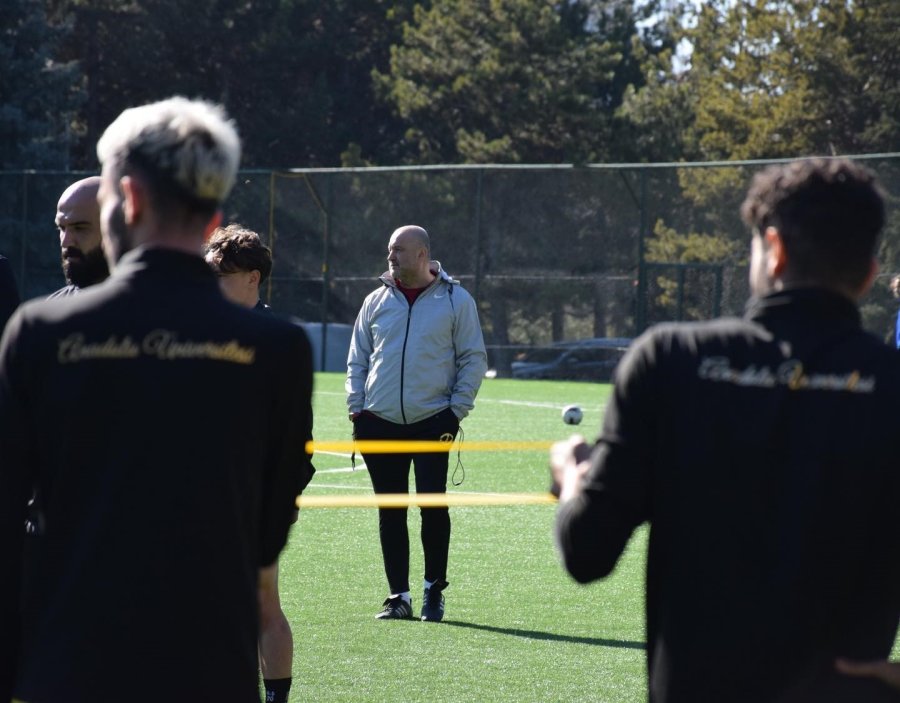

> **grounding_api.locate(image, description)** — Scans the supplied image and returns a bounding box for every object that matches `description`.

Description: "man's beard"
[62,245,110,288]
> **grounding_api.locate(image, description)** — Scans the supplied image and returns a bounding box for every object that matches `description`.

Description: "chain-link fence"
[3,157,899,375]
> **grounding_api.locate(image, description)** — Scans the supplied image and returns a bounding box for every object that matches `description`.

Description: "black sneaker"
[421,580,448,622]
[375,595,413,620]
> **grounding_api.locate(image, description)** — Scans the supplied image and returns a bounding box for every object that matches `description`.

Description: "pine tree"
[375,0,652,164]
[0,0,80,169]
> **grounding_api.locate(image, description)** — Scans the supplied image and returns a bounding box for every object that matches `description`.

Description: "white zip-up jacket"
[346,261,487,424]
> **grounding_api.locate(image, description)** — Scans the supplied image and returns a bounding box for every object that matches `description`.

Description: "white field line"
[476,398,570,410]
[310,483,372,491]
[313,389,584,411]
[316,465,367,474]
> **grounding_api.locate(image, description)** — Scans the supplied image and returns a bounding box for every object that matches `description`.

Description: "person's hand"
[835,658,900,690]
[549,435,592,501]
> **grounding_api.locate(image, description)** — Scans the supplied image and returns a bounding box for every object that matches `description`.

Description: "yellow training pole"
[306,440,553,454]
[296,492,557,509]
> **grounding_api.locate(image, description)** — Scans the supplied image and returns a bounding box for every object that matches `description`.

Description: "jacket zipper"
[397,278,438,424]
[399,298,412,424]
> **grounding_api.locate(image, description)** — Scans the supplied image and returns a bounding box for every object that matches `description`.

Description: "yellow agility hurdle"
[300,439,558,508]
[306,440,553,454]
[296,492,557,509]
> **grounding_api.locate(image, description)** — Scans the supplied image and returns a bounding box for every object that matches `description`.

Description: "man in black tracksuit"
[205,222,310,703]
[0,98,314,703]
[49,176,109,298]
[552,159,900,702]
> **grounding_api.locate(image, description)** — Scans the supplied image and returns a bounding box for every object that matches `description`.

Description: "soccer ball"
[561,405,583,425]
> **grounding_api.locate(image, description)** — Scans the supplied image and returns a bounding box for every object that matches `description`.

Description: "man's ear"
[248,269,261,287]
[764,227,788,278]
[120,176,144,226]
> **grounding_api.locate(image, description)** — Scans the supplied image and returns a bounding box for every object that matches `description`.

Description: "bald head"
[58,176,101,208]
[387,225,434,288]
[392,225,430,255]
[56,176,108,288]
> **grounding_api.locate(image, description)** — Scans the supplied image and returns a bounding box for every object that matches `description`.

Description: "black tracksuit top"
[557,288,900,703]
[0,247,314,702]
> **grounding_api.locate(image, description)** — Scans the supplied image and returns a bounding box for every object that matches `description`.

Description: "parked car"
[510,337,632,382]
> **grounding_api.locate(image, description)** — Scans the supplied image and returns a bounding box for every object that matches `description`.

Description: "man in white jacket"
[347,225,487,622]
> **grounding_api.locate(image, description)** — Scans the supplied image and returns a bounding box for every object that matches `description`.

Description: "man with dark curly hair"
[205,223,304,703]
[551,159,899,702]
[205,223,273,311]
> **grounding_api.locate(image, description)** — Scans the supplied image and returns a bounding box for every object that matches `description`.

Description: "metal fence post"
[473,169,484,303]
[635,167,648,335]
[320,176,332,372]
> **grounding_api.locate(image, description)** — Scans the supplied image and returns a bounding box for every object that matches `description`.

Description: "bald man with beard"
[50,176,109,298]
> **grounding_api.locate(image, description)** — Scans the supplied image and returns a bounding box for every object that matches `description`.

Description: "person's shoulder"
[439,274,476,302]
[1,294,74,347]
[638,316,754,353]
[447,278,473,296]
[2,286,94,345]
[615,317,754,380]
[855,329,900,375]
[360,281,394,307]
[16,287,92,321]
[47,284,79,299]
[233,305,312,349]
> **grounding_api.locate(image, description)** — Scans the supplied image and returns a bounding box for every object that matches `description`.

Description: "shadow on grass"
[442,620,646,650]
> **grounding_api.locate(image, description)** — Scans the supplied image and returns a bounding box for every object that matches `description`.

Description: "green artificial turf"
[277,372,899,702]
[281,373,646,702]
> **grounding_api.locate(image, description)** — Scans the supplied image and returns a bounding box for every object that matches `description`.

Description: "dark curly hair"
[740,158,885,290]
[205,223,272,284]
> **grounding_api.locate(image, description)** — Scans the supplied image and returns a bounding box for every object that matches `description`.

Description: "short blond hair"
[96,96,241,208]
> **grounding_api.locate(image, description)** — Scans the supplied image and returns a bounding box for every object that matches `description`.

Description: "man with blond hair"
[0,98,314,702]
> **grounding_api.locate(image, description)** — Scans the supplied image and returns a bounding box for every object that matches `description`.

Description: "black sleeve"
[258,327,315,567]
[555,331,658,583]
[0,311,32,699]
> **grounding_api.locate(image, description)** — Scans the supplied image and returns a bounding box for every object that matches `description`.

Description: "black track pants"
[354,408,459,594]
